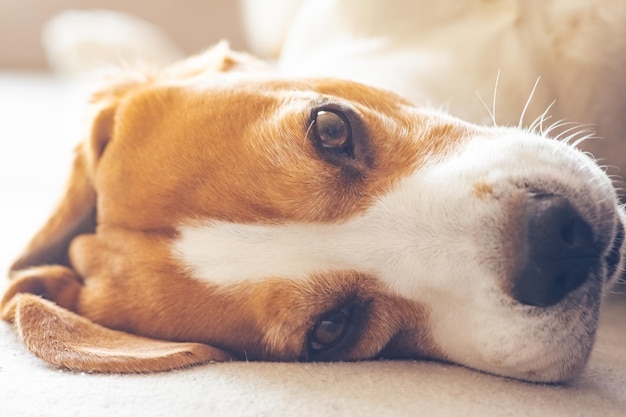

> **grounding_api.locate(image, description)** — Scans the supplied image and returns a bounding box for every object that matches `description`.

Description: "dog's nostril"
[511,194,600,307]
[560,216,593,248]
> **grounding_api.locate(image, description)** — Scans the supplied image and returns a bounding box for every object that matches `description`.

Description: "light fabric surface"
[0,73,625,417]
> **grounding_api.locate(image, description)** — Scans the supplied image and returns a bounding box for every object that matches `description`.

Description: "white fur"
[174,126,622,381]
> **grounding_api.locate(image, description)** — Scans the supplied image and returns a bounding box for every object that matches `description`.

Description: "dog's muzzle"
[511,193,623,307]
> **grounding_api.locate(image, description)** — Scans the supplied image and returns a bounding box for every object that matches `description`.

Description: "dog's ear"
[1,265,233,373]
[9,76,135,273]
[2,293,231,373]
[9,143,96,272]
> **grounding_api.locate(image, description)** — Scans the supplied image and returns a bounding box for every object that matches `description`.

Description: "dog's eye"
[309,306,352,351]
[311,110,353,157]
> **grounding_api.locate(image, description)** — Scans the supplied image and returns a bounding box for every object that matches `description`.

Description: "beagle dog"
[2,43,625,382]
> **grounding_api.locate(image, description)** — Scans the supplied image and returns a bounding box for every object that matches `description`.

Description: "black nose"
[511,194,601,307]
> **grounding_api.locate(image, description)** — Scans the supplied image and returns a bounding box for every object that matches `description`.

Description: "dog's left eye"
[310,110,353,157]
[308,306,352,352]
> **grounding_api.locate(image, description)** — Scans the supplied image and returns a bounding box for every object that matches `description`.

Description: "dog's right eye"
[307,104,372,176]
[310,110,353,158]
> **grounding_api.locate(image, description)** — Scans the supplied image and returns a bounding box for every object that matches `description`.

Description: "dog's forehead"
[160,71,413,107]
[120,74,419,146]
[95,75,470,230]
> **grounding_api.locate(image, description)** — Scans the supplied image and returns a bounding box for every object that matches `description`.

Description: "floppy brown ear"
[10,143,96,271]
[8,80,126,273]
[2,294,231,373]
[0,263,233,373]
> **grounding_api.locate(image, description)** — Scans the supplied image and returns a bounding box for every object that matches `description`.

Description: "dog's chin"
[464,328,596,383]
[480,344,592,384]
[426,277,606,383]
[503,312,597,383]
[489,320,596,383]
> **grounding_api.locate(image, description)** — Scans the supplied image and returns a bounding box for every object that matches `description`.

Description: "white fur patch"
[173,163,490,300]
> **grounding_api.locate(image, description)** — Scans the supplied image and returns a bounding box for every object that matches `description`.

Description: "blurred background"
[0,0,252,69]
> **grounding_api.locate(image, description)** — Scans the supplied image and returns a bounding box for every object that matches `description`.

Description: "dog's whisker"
[518,76,541,129]
[492,69,500,127]
[562,131,595,147]
[541,119,572,138]
[537,115,553,135]
[552,123,594,144]
[476,70,501,127]
[571,133,598,149]
[554,125,585,142]
[556,125,598,147]
[475,91,495,127]
[528,100,556,136]
[476,91,495,124]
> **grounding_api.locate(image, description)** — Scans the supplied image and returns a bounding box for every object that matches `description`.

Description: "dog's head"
[3,43,624,382]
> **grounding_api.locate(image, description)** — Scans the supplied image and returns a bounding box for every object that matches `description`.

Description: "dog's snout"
[512,194,600,307]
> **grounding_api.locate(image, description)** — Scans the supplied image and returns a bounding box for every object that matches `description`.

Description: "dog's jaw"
[174,121,625,382]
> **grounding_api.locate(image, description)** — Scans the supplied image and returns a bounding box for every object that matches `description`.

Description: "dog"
[1,42,624,383]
